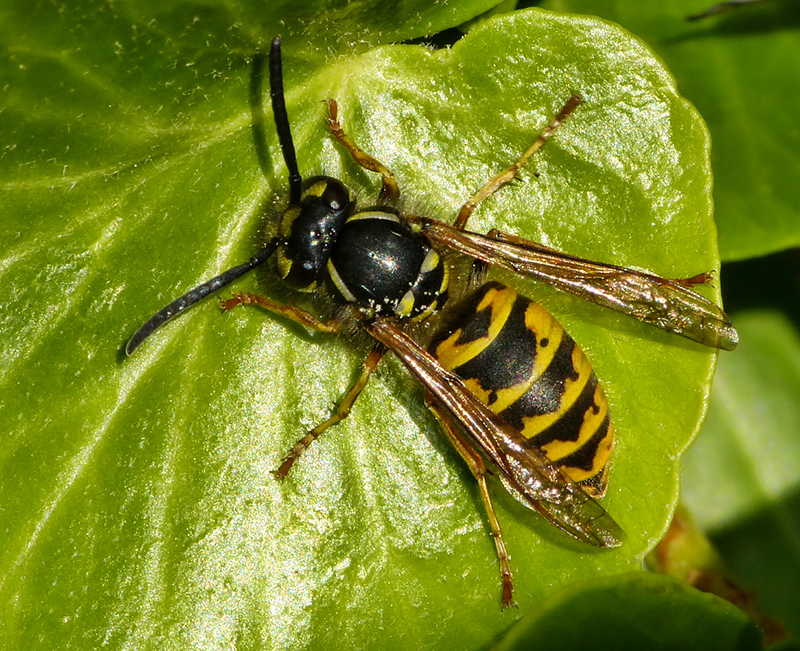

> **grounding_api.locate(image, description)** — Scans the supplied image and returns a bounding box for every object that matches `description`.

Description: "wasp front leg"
[221,292,340,333]
[324,98,400,203]
[426,394,516,609]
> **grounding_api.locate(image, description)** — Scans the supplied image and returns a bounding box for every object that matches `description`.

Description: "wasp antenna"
[126,239,279,356]
[269,36,302,205]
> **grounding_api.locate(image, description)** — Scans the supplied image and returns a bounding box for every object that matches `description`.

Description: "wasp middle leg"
[222,295,387,477]
[273,344,385,479]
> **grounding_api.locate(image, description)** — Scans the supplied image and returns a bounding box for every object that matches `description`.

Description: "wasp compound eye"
[321,178,351,213]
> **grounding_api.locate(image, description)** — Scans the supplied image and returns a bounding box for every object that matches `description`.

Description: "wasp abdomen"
[430,281,613,497]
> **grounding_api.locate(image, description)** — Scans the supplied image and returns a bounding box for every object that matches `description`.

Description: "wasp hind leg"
[324,98,400,203]
[426,394,516,609]
[274,344,385,479]
[454,95,583,230]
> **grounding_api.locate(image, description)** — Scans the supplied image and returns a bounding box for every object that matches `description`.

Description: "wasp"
[126,36,738,607]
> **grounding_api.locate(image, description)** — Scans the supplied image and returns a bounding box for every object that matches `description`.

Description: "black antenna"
[126,37,300,355]
[269,36,302,205]
[125,239,279,356]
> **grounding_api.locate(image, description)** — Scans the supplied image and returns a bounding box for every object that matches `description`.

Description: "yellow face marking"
[277,206,304,285]
[278,205,301,242]
[277,250,292,281]
[279,179,330,241]
[303,179,329,198]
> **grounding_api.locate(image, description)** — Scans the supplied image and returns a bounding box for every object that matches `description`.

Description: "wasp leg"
[425,394,516,609]
[454,95,583,230]
[324,98,400,204]
[221,291,340,333]
[274,345,386,479]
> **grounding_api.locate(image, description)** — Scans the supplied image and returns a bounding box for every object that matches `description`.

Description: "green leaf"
[1,4,724,649]
[682,310,800,638]
[536,0,800,261]
[493,572,762,651]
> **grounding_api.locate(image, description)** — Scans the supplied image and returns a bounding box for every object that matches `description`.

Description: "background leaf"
[682,309,800,638]
[493,572,762,651]
[536,0,800,261]
[1,3,726,649]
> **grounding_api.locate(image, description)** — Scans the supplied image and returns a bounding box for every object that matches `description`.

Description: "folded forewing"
[420,220,738,351]
[364,318,624,548]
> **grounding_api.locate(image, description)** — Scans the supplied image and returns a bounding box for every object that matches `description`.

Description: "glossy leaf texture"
[0,3,724,650]
[537,0,800,261]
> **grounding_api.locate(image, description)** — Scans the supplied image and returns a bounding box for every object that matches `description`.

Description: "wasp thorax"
[277,176,354,291]
[326,211,450,320]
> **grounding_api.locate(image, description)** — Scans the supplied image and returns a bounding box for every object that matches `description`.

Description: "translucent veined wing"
[364,317,624,548]
[418,219,738,351]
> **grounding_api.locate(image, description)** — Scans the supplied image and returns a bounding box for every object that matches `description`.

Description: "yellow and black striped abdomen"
[429,281,614,497]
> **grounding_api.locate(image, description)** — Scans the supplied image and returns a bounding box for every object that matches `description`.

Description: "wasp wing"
[364,317,624,548]
[419,219,738,351]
